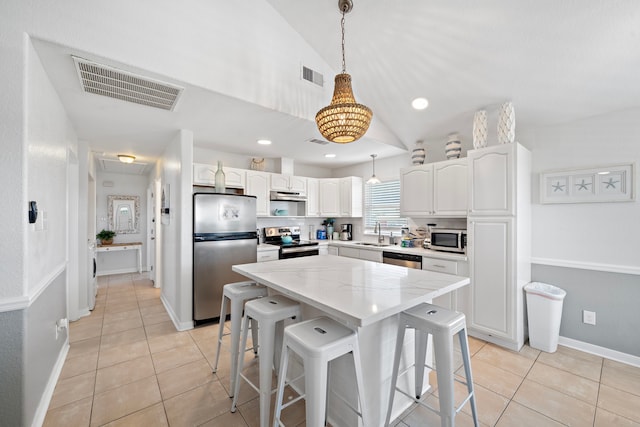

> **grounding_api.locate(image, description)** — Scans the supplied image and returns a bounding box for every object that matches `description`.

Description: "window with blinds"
[364,180,408,232]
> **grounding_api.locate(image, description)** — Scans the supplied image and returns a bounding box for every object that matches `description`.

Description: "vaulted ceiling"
[32,0,640,169]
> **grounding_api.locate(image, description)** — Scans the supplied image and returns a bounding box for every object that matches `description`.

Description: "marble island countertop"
[233,255,470,327]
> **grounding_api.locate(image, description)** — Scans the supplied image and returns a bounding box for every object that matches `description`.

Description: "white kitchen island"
[233,255,470,427]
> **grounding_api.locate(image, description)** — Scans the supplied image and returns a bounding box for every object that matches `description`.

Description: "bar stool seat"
[231,294,300,427]
[273,316,367,427]
[385,303,479,427]
[212,281,268,397]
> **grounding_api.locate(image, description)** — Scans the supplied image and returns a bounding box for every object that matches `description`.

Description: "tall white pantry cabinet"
[466,142,531,351]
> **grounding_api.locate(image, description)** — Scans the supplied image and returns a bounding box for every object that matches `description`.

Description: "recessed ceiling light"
[411,97,429,110]
[257,139,272,145]
[324,154,336,158]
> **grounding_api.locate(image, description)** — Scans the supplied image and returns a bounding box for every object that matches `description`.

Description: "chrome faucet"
[374,222,384,244]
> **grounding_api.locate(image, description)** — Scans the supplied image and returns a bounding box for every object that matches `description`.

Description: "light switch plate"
[583,310,596,325]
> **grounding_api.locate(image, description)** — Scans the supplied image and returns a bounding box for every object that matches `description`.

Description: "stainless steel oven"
[263,226,319,259]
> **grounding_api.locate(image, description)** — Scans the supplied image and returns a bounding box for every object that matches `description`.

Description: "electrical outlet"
[583,310,596,325]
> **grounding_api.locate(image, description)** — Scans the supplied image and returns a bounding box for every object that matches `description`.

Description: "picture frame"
[540,163,634,204]
[107,195,140,233]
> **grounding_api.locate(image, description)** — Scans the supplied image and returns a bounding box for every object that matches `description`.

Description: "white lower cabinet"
[423,257,469,314]
[257,248,279,262]
[467,217,528,351]
[337,246,382,262]
[327,246,339,256]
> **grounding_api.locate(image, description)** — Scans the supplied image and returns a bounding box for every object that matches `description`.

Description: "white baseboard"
[160,294,193,331]
[559,336,640,368]
[32,338,69,427]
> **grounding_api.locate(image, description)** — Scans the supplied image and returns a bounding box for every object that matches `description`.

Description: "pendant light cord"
[341,9,347,73]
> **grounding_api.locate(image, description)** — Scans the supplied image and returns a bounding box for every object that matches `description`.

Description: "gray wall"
[0,272,67,426]
[0,309,24,426]
[25,272,68,424]
[532,264,640,357]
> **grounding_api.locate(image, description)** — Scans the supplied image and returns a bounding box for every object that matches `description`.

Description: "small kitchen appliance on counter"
[339,223,353,241]
[428,228,467,253]
[264,226,320,258]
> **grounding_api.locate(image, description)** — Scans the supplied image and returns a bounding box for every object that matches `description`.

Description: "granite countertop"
[233,255,470,327]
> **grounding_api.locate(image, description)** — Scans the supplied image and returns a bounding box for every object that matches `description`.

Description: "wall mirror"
[108,195,140,234]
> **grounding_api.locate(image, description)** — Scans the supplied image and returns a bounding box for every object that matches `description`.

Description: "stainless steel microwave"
[428,228,467,254]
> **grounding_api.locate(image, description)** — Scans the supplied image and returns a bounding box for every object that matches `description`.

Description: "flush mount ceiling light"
[257,139,272,145]
[117,154,136,164]
[324,153,336,158]
[366,154,381,184]
[315,0,372,144]
[412,97,429,110]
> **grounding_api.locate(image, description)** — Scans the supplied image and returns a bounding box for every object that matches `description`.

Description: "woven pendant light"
[315,0,372,144]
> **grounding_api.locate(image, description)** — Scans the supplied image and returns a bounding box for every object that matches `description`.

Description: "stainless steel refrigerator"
[193,193,257,324]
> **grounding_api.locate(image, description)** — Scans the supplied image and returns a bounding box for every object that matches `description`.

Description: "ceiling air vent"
[302,66,324,87]
[73,56,183,111]
[308,138,329,145]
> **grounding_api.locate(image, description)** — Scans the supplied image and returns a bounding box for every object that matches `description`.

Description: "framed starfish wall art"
[540,163,635,204]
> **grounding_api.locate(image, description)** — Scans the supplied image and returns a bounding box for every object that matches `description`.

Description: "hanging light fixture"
[366,154,381,184]
[117,154,136,163]
[315,0,372,144]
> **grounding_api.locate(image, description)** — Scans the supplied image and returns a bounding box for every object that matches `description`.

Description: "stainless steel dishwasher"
[382,251,422,269]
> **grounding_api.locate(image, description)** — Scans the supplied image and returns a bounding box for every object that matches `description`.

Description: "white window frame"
[364,179,407,235]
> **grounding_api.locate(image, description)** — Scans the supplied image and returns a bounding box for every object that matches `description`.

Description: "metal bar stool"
[231,294,300,427]
[212,281,268,397]
[385,303,479,427]
[273,316,368,427]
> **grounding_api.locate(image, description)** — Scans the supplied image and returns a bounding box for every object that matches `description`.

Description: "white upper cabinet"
[400,164,434,216]
[400,158,468,217]
[246,171,271,216]
[401,159,467,217]
[468,144,515,216]
[339,177,363,217]
[193,163,245,189]
[270,174,307,194]
[319,179,340,217]
[433,158,468,216]
[306,178,320,217]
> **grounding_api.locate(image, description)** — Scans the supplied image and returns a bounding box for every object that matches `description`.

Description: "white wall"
[523,108,640,270]
[156,130,194,331]
[192,146,333,178]
[95,172,149,274]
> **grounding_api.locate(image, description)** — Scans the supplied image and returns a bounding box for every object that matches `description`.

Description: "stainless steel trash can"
[524,282,567,353]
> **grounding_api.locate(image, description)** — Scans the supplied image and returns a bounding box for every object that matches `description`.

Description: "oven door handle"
[281,246,319,254]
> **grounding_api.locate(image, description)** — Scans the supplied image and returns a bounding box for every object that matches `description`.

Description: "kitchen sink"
[352,242,389,247]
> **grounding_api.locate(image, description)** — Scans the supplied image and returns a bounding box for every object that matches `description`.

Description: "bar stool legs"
[230,295,300,427]
[273,317,367,427]
[385,303,479,427]
[212,281,268,397]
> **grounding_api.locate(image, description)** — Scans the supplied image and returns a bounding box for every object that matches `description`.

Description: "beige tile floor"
[44,273,640,427]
